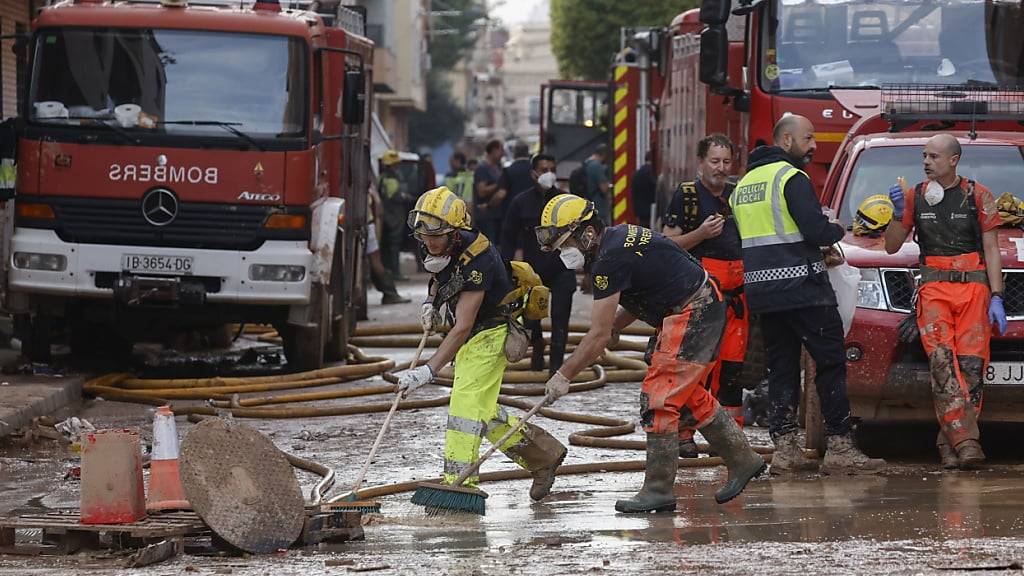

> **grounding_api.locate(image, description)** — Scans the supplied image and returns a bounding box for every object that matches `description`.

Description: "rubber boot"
[699,408,766,504]
[678,429,699,458]
[529,446,567,501]
[936,431,959,470]
[499,423,567,501]
[821,432,885,475]
[614,433,679,513]
[769,431,820,476]
[955,439,985,470]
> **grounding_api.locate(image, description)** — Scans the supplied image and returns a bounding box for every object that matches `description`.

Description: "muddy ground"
[2,272,1024,575]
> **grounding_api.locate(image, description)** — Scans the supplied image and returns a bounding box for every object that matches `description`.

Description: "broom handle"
[349,331,429,495]
[453,394,553,487]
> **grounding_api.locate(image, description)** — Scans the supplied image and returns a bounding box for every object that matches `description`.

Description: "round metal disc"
[179,419,305,553]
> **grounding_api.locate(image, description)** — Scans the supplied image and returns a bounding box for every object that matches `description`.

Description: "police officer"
[537,195,764,512]
[730,115,883,475]
[663,133,746,458]
[444,151,475,204]
[395,186,566,501]
[500,153,575,374]
[379,150,411,280]
[884,133,1006,470]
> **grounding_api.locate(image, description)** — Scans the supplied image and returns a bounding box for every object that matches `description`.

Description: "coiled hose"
[83,323,773,503]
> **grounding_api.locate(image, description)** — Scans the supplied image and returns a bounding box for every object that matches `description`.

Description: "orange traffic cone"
[146,406,190,511]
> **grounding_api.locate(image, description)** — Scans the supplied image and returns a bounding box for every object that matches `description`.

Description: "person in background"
[444,151,475,205]
[584,144,612,224]
[379,150,412,280]
[501,153,575,375]
[473,139,506,241]
[498,142,536,208]
[631,151,657,228]
[420,152,437,193]
[366,181,411,305]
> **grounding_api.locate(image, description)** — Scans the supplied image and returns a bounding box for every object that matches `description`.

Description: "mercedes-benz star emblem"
[141,188,179,226]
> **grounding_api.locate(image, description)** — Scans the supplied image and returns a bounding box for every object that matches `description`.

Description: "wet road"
[2,273,1024,575]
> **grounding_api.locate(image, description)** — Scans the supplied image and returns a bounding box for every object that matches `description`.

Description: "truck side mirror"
[699,25,729,87]
[342,69,365,125]
[699,0,731,25]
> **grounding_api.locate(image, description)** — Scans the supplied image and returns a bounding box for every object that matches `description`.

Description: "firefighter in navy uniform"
[884,133,1006,470]
[663,133,747,458]
[730,115,884,475]
[537,194,765,512]
[394,186,567,500]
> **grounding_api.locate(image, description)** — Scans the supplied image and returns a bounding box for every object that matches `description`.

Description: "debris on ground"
[55,417,96,442]
[125,539,182,567]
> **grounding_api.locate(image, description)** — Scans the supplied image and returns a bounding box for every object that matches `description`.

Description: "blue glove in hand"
[888,183,905,220]
[989,295,1007,335]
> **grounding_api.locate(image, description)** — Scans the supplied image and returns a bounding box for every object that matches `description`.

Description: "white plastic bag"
[828,262,861,336]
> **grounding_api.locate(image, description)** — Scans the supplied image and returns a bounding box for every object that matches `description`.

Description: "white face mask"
[924,179,945,206]
[423,255,451,273]
[559,247,585,270]
[537,172,557,190]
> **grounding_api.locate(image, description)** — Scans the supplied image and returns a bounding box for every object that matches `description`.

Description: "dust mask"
[537,172,557,190]
[423,255,451,273]
[559,247,585,270]
[924,180,945,206]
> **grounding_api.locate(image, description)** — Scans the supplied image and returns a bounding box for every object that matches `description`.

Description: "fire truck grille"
[20,196,307,251]
[883,268,1024,320]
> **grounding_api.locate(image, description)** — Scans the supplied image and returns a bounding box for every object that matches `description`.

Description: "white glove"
[397,365,434,396]
[420,302,440,334]
[545,370,571,401]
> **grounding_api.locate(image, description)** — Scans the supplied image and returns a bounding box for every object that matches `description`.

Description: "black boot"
[699,408,766,504]
[371,266,410,304]
[530,338,546,372]
[548,342,566,376]
[614,433,678,513]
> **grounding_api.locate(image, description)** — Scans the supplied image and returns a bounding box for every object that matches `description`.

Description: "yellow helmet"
[381,150,400,166]
[407,186,471,237]
[535,194,596,251]
[853,194,895,235]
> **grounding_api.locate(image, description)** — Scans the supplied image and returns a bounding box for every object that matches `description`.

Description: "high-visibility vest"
[445,170,475,204]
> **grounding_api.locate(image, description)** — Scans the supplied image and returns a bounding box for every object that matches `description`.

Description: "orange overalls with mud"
[901,178,1000,449]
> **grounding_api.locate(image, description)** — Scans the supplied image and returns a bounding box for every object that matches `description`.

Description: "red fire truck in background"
[0,0,373,371]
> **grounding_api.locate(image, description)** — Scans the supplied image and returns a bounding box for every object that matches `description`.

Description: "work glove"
[396,365,434,396]
[420,302,440,334]
[897,314,920,343]
[544,370,571,402]
[888,183,905,221]
[989,295,1008,335]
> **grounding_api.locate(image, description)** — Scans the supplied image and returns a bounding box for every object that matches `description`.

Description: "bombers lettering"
[109,163,219,185]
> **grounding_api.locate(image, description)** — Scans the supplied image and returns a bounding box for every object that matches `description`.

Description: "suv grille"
[883,268,1024,319]
[17,196,308,251]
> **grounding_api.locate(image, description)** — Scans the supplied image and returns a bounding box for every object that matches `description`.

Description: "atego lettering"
[109,163,219,185]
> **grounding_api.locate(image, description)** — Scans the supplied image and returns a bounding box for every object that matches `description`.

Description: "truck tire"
[324,232,349,363]
[24,313,53,363]
[801,350,825,457]
[279,319,325,373]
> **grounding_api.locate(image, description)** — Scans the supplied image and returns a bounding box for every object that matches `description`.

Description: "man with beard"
[537,195,765,512]
[500,154,575,374]
[730,115,884,475]
[662,134,747,458]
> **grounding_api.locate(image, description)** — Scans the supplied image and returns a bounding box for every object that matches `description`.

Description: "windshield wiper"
[158,120,265,151]
[35,116,139,144]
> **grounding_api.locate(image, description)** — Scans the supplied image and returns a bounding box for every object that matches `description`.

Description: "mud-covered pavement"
[2,272,1024,575]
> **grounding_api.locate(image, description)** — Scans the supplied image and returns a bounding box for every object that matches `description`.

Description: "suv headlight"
[857,268,886,310]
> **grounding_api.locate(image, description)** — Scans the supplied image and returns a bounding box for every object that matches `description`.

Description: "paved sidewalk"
[0,373,84,438]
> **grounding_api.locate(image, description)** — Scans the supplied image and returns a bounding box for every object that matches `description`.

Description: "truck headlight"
[856,268,886,310]
[13,252,67,272]
[248,264,305,282]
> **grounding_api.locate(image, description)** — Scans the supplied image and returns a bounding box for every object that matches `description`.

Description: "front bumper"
[8,228,313,305]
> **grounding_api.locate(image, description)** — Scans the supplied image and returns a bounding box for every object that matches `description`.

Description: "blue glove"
[989,295,1007,335]
[888,184,905,220]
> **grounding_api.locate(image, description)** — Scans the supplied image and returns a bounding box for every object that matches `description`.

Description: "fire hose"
[82,323,774,504]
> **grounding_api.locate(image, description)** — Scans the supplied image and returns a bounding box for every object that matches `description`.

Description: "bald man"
[730,114,884,475]
[884,133,1005,470]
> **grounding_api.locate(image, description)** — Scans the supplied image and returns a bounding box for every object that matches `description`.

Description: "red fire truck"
[1,0,373,371]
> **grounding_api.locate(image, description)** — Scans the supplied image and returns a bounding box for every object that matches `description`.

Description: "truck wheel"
[324,232,349,364]
[279,320,325,374]
[25,314,53,363]
[801,350,825,457]
[736,314,766,390]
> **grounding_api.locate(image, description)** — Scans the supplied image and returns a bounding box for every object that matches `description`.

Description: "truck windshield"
[29,28,306,139]
[761,0,1024,92]
[839,145,1024,226]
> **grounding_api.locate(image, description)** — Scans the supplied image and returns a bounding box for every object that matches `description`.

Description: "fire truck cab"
[2,0,372,371]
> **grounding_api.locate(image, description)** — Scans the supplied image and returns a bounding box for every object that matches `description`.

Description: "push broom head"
[410,482,488,515]
[325,499,381,514]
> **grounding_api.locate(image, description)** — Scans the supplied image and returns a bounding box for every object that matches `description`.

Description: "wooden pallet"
[0,510,210,555]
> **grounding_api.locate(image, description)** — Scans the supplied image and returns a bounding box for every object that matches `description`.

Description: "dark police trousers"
[760,305,852,439]
[526,268,576,374]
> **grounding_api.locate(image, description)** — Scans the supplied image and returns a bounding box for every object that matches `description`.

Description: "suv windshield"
[839,144,1024,225]
[29,28,306,139]
[761,0,1024,92]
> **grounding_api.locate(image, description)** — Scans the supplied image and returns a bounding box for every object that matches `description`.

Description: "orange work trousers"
[916,254,990,449]
[643,280,727,435]
[702,257,748,411]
